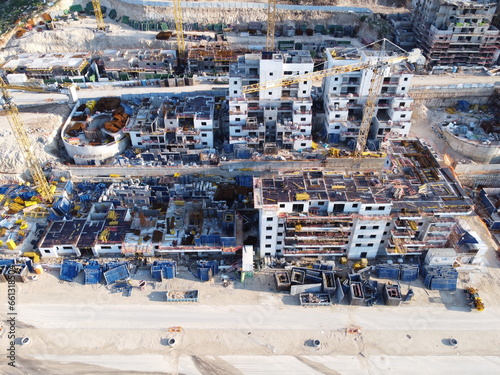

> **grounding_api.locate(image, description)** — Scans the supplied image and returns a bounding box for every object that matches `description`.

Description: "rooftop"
[1,52,90,72]
[256,139,473,214]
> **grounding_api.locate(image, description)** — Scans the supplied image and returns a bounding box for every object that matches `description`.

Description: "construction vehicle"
[0,78,53,202]
[91,0,106,31]
[241,40,421,157]
[465,287,484,311]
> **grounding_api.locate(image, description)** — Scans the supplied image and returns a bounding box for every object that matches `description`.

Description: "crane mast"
[0,78,53,202]
[266,0,278,51]
[91,0,106,31]
[173,0,186,57]
[355,67,385,157]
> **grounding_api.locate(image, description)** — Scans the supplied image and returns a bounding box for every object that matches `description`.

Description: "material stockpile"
[166,290,199,302]
[299,293,331,307]
[422,265,459,291]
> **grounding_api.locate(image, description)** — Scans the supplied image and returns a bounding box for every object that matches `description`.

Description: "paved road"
[17,303,499,331]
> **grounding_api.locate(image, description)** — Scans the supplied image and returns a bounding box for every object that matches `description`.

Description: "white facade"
[229,51,314,150]
[322,48,415,145]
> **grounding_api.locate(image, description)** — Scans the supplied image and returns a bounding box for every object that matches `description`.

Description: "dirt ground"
[0,103,71,180]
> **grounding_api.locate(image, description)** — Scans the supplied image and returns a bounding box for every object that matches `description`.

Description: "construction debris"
[166,290,199,302]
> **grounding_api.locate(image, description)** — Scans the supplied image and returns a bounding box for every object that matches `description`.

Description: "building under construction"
[253,138,473,259]
[412,0,500,67]
[37,178,239,258]
[187,45,250,75]
[0,52,93,82]
[228,50,314,150]
[322,44,418,148]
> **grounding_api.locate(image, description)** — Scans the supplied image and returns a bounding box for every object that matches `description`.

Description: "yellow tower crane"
[0,78,53,202]
[173,0,186,57]
[241,40,421,157]
[266,0,278,51]
[91,0,106,31]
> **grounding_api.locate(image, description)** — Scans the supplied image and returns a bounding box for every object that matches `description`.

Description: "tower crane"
[173,0,186,57]
[91,0,106,31]
[266,0,278,51]
[241,40,421,157]
[0,78,54,202]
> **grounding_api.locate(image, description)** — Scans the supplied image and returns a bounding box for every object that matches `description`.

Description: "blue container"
[151,265,163,281]
[162,263,176,279]
[207,260,219,275]
[400,265,419,282]
[197,267,212,282]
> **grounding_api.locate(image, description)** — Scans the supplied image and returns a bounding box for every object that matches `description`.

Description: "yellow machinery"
[173,0,186,57]
[241,41,421,157]
[0,78,53,202]
[23,251,40,263]
[465,287,484,311]
[266,0,277,51]
[91,0,106,31]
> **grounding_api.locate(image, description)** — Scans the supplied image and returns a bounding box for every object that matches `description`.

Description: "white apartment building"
[322,47,415,147]
[228,51,314,150]
[253,139,474,259]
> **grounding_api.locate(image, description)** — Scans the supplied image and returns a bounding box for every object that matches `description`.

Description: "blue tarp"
[459,231,478,245]
[0,259,15,266]
[60,260,83,282]
[121,103,134,115]
[103,264,130,284]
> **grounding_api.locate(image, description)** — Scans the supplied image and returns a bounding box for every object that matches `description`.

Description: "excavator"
[465,287,484,311]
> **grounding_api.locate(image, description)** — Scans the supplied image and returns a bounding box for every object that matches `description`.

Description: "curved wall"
[443,129,500,164]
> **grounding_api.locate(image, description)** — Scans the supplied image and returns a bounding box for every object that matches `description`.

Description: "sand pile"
[0,104,70,179]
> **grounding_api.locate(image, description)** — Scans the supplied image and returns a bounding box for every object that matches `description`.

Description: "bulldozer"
[465,287,484,311]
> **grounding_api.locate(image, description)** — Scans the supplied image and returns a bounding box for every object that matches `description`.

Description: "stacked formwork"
[291,268,306,284]
[376,264,400,280]
[84,261,102,285]
[274,271,291,292]
[196,260,218,282]
[103,263,130,285]
[151,260,177,281]
[383,284,402,306]
[349,274,365,306]
[400,265,419,282]
[422,265,458,291]
[60,260,83,282]
[375,264,419,282]
[322,271,336,295]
